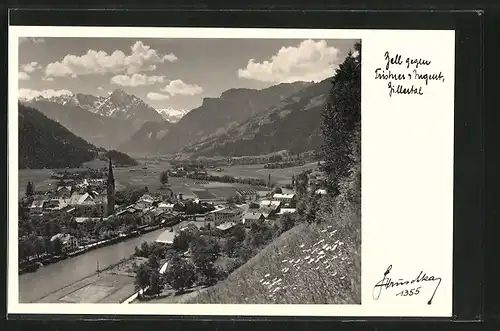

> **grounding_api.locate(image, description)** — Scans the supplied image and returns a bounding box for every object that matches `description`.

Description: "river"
[18,228,165,303]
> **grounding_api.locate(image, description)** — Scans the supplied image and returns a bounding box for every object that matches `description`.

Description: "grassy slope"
[188,197,361,304]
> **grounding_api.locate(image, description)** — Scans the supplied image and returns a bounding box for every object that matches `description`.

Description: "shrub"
[165,254,196,293]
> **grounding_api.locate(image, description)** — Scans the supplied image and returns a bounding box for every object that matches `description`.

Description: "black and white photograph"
[15,35,361,305]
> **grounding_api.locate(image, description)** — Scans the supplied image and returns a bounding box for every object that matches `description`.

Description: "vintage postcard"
[8,26,454,317]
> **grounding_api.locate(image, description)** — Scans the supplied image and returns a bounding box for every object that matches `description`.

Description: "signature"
[372,265,442,304]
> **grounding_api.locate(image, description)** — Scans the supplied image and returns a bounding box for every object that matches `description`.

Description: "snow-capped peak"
[156,107,190,123]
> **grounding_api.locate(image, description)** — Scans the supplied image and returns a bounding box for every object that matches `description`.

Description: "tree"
[160,171,169,186]
[134,263,152,292]
[149,270,164,296]
[278,213,295,233]
[321,42,361,195]
[173,226,200,251]
[50,237,63,256]
[195,262,219,287]
[165,254,195,293]
[32,235,46,258]
[190,236,220,267]
[230,223,246,242]
[147,254,160,270]
[25,181,34,197]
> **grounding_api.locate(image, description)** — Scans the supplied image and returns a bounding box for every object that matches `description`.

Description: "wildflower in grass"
[273,287,281,293]
[315,266,320,270]
[318,250,325,255]
[320,229,327,233]
[314,239,325,246]
[305,255,311,260]
[326,264,331,269]
[331,244,338,251]
[264,273,270,278]
[327,225,332,229]
[282,259,288,263]
[299,244,305,248]
[340,276,345,280]
[315,255,325,263]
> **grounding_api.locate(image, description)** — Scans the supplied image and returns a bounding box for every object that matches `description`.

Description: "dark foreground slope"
[19,104,98,169]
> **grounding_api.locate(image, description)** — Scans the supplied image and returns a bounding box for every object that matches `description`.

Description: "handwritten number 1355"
[396,287,422,297]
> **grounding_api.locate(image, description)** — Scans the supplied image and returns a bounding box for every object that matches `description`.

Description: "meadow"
[17,158,314,201]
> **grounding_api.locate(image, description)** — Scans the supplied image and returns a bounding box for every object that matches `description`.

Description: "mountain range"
[156,108,190,123]
[153,82,312,155]
[19,79,332,159]
[18,104,98,169]
[185,78,332,157]
[118,120,173,155]
[21,89,167,149]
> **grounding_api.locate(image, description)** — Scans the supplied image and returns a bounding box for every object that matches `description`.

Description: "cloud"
[147,92,170,101]
[42,77,54,81]
[21,62,42,73]
[18,72,31,81]
[110,73,166,87]
[45,41,178,78]
[19,88,72,100]
[19,37,45,44]
[162,54,178,62]
[237,39,341,83]
[18,61,43,80]
[161,79,203,96]
[97,86,104,91]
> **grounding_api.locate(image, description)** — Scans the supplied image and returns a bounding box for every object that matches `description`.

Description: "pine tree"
[321,42,361,195]
[25,181,34,197]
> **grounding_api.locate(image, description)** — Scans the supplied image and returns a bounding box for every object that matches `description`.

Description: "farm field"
[17,158,313,201]
[207,162,319,185]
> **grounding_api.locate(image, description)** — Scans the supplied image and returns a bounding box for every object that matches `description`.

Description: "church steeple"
[106,157,115,216]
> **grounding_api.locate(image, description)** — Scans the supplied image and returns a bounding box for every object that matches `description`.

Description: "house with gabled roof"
[67,192,107,217]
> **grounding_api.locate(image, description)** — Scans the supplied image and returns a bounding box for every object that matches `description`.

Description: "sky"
[18,37,359,111]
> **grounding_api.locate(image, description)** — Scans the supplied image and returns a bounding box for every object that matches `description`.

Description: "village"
[18,157,328,280]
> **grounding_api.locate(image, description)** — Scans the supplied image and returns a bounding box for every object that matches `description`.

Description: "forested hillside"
[18,104,97,169]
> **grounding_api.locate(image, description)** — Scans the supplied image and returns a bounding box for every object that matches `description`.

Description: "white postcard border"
[8,26,455,317]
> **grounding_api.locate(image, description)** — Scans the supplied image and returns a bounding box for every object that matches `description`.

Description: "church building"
[107,158,115,216]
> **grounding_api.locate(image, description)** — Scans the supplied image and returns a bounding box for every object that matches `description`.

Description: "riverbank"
[19,221,177,275]
[35,256,146,303]
[19,227,166,303]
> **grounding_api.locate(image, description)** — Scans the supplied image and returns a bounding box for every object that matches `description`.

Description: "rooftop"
[216,222,237,231]
[30,200,45,209]
[75,217,101,223]
[243,212,264,221]
[272,193,296,199]
[155,229,176,244]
